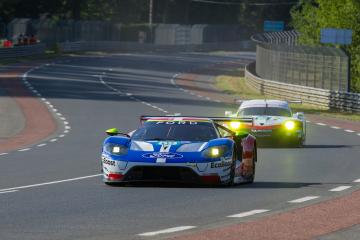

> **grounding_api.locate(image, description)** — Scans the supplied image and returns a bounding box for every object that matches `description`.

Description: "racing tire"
[226,150,237,186]
[247,148,257,184]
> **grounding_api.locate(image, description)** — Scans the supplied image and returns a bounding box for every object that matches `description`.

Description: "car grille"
[123,166,200,182]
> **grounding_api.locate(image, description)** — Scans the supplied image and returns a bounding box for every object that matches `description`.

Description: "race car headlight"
[104,143,128,156]
[202,145,228,159]
[229,121,241,130]
[284,121,295,130]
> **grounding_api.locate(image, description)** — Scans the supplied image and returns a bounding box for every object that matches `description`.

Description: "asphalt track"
[0,52,360,240]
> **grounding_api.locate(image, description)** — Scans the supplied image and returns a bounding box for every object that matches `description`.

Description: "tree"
[291,0,360,92]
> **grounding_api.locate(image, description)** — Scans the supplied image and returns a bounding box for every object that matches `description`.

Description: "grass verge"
[215,70,360,122]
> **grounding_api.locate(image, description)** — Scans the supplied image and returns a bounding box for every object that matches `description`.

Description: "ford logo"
[142,152,183,159]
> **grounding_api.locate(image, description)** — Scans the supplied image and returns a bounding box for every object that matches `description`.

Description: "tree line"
[291,0,360,92]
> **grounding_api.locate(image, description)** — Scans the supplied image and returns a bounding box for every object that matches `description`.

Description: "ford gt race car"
[225,99,306,147]
[101,116,257,186]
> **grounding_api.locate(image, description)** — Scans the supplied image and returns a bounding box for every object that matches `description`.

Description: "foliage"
[291,0,360,92]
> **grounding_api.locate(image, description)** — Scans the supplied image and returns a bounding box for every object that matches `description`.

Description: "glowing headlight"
[284,121,295,130]
[211,148,220,157]
[202,145,228,159]
[112,146,121,153]
[229,121,241,130]
[104,143,128,156]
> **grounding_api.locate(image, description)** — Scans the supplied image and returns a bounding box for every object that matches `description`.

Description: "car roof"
[239,99,290,109]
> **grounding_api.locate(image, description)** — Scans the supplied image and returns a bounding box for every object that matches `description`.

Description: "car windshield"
[131,121,218,142]
[238,107,291,117]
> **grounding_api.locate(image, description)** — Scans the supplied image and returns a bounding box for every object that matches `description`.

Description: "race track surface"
[0,53,360,240]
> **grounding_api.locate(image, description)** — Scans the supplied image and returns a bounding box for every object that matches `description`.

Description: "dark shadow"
[104,181,322,189]
[302,144,353,149]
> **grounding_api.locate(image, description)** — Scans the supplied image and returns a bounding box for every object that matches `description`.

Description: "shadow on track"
[103,181,322,189]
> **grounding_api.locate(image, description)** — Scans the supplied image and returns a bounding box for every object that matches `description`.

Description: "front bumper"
[102,159,231,185]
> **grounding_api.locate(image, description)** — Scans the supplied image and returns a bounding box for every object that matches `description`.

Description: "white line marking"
[50,139,58,142]
[353,179,360,183]
[60,117,66,120]
[357,133,360,136]
[227,209,270,218]
[0,190,19,194]
[37,143,47,147]
[0,153,9,156]
[18,148,30,152]
[288,196,319,203]
[138,226,196,237]
[345,129,355,133]
[59,134,65,138]
[0,174,102,192]
[63,121,69,125]
[331,126,340,129]
[56,113,62,116]
[316,123,326,126]
[65,126,71,129]
[64,130,69,133]
[329,186,352,192]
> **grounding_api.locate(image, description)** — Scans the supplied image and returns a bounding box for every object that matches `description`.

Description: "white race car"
[225,99,306,147]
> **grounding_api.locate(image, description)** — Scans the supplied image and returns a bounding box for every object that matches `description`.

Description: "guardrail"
[58,40,254,53]
[0,44,46,59]
[245,62,360,112]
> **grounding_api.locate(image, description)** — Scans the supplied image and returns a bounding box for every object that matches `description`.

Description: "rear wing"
[140,115,253,126]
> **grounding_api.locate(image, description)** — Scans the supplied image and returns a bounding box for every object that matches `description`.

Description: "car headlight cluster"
[202,145,229,159]
[104,143,128,156]
[283,120,301,131]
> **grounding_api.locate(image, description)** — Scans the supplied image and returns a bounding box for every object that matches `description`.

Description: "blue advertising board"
[264,21,284,32]
[320,28,352,45]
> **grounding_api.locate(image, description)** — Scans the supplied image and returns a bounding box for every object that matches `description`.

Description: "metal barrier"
[58,41,254,53]
[0,44,45,58]
[245,62,360,112]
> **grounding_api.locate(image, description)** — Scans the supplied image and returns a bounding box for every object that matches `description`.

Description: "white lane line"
[50,139,58,142]
[65,126,71,129]
[316,123,326,126]
[0,153,9,156]
[288,196,319,203]
[138,226,196,237]
[0,174,102,192]
[345,129,355,133]
[64,130,69,134]
[353,179,360,183]
[0,190,19,194]
[329,186,352,192]
[59,134,66,138]
[37,143,47,147]
[64,121,69,125]
[56,113,62,116]
[18,148,31,152]
[357,133,360,136]
[331,126,340,129]
[227,209,270,218]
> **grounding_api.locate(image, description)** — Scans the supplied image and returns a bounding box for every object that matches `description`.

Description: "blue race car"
[101,116,257,186]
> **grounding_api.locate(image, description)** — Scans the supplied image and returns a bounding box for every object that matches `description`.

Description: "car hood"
[129,140,207,153]
[244,115,293,129]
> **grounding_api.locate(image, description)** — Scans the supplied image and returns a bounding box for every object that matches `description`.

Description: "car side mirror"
[293,112,304,120]
[225,111,233,117]
[106,128,119,136]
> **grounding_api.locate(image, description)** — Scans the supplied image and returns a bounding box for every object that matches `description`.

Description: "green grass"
[215,70,360,122]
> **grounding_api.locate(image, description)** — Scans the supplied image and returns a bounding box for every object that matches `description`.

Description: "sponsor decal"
[211,160,232,168]
[102,158,115,166]
[142,152,183,159]
[157,141,180,146]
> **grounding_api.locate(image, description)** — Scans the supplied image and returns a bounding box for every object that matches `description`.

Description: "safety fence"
[245,62,360,112]
[252,30,350,93]
[7,19,254,46]
[0,43,46,59]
